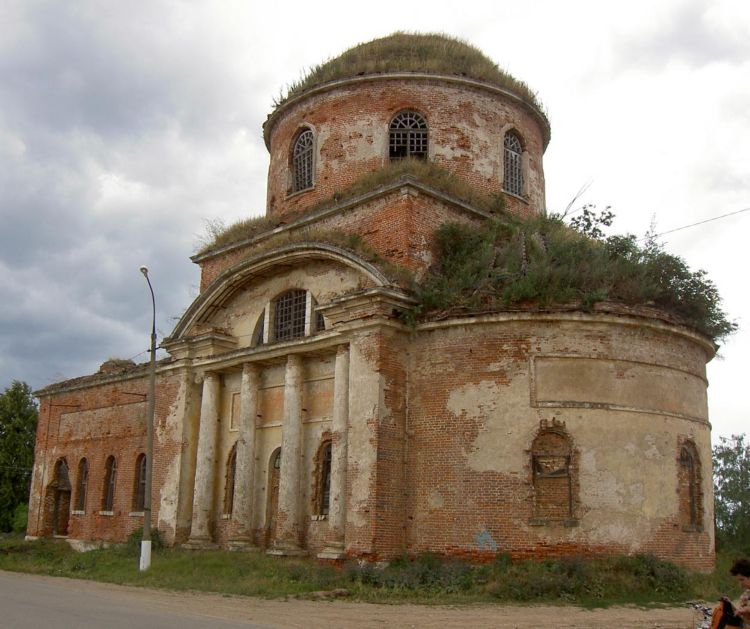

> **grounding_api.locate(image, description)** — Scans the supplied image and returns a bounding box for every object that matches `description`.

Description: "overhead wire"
[644,206,750,241]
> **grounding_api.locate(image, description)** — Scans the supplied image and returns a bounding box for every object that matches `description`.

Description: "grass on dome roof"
[274,32,546,114]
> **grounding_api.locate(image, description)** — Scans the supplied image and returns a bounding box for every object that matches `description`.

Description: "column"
[229,363,260,550]
[184,371,220,548]
[319,345,350,559]
[270,354,305,555]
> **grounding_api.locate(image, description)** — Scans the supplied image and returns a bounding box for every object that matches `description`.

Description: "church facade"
[28,35,715,570]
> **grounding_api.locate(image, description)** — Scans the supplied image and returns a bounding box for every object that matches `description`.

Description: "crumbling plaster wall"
[200,356,336,550]
[265,78,546,220]
[203,261,372,340]
[405,314,714,569]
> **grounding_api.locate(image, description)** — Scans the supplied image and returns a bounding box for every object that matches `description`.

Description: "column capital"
[242,362,259,376]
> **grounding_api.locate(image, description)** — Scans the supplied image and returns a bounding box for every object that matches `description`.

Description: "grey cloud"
[610,0,750,71]
[0,1,268,392]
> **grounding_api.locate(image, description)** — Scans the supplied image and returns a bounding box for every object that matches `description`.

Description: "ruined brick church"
[28,34,715,570]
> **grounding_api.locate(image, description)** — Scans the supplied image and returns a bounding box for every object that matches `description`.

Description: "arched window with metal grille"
[273,289,307,341]
[389,111,428,161]
[291,129,314,192]
[102,455,117,512]
[76,458,88,512]
[503,131,524,196]
[133,453,147,511]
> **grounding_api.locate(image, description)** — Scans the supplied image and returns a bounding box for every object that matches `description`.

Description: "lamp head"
[139,266,149,276]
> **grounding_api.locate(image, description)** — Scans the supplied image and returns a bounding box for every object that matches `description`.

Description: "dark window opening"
[52,459,71,536]
[389,111,428,161]
[678,441,703,530]
[133,454,147,511]
[318,441,332,515]
[253,314,265,347]
[103,456,117,512]
[224,444,237,516]
[76,458,88,511]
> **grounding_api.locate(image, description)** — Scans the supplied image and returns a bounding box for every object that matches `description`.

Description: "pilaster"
[318,345,350,559]
[228,363,261,550]
[184,371,220,549]
[269,354,306,555]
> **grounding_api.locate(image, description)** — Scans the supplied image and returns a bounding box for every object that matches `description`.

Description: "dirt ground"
[17,573,705,628]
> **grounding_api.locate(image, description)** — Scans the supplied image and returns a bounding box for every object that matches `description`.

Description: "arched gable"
[168,243,390,342]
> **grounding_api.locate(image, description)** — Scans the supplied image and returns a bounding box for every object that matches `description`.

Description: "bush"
[123,527,164,556]
[347,553,474,593]
[411,216,735,343]
[486,554,689,603]
[12,503,28,534]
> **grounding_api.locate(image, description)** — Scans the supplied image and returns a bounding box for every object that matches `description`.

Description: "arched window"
[389,111,428,161]
[530,423,576,523]
[224,444,237,516]
[503,131,524,196]
[52,459,71,536]
[55,459,71,491]
[76,458,88,511]
[316,440,333,516]
[265,448,282,543]
[292,129,314,192]
[253,312,265,347]
[273,289,307,341]
[133,453,147,511]
[102,455,117,512]
[678,440,703,531]
[315,311,326,333]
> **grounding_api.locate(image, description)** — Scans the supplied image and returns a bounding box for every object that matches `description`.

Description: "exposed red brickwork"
[403,320,714,570]
[29,372,182,543]
[31,55,715,573]
[265,78,546,221]
[197,187,484,291]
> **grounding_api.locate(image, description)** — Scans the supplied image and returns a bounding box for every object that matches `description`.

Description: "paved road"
[0,571,272,629]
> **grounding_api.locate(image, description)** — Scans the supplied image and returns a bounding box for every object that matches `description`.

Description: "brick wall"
[265,77,547,221]
[29,370,182,543]
[402,315,714,570]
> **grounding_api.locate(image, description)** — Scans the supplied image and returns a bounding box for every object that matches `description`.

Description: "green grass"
[410,217,736,344]
[0,535,742,607]
[274,32,547,121]
[196,158,505,256]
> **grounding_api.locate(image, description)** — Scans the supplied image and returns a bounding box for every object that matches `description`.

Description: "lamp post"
[139,266,156,571]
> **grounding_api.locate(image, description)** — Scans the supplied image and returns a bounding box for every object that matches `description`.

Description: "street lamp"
[139,266,156,571]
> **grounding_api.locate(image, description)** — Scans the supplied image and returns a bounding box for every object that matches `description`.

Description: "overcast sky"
[1,0,747,441]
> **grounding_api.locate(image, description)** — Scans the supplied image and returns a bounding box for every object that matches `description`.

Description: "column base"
[183,536,219,550]
[317,544,346,560]
[267,540,308,557]
[227,539,261,552]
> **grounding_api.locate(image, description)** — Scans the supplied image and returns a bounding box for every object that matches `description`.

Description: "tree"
[713,434,750,553]
[0,381,38,532]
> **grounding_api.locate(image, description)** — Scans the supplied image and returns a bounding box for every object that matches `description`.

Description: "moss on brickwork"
[275,32,546,115]
[197,159,505,256]
[412,217,736,344]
